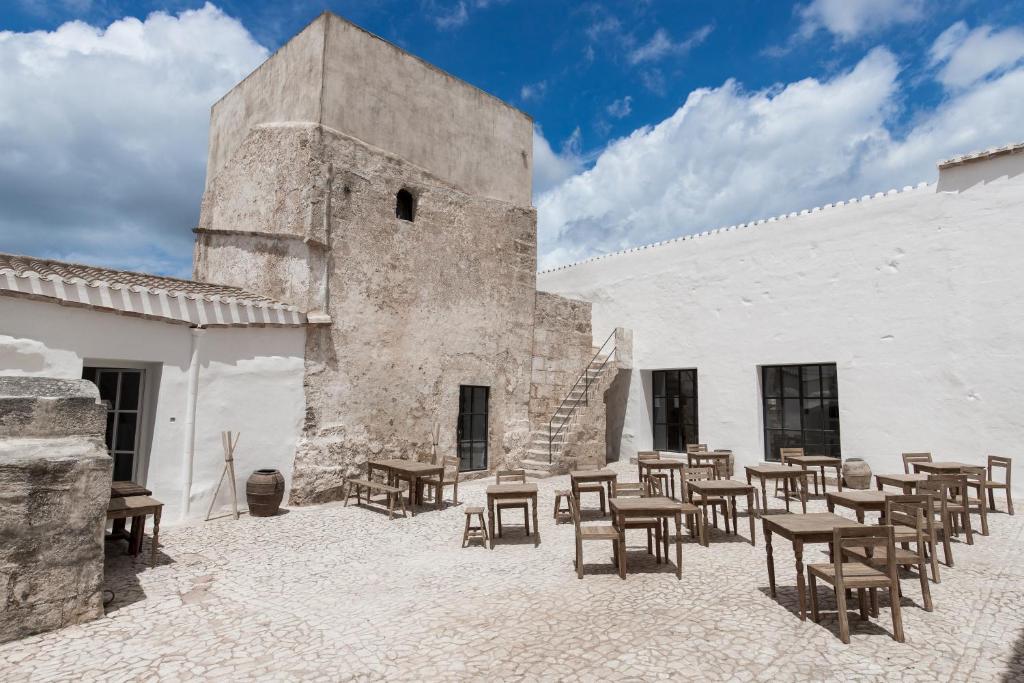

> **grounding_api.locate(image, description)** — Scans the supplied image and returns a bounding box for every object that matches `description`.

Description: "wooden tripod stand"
[205,431,240,521]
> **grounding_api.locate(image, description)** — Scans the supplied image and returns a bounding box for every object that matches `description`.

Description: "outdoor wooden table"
[107,495,163,565]
[762,512,864,620]
[109,481,153,552]
[687,479,756,546]
[638,458,687,498]
[745,465,808,515]
[369,459,444,508]
[687,451,731,479]
[786,455,843,495]
[570,469,617,501]
[609,496,685,579]
[486,483,539,549]
[912,461,974,475]
[826,490,890,522]
[875,473,928,493]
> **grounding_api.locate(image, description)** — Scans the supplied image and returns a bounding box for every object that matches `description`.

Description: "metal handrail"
[548,329,616,462]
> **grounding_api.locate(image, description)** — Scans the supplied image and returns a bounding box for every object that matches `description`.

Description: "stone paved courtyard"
[3,460,1024,682]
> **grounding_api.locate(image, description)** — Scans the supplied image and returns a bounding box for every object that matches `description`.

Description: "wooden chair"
[683,466,729,533]
[553,489,572,521]
[494,469,530,537]
[575,479,608,515]
[613,497,663,563]
[807,526,905,644]
[984,455,1014,515]
[685,443,708,454]
[917,475,970,567]
[902,452,932,474]
[957,467,990,536]
[462,506,488,547]
[569,492,624,579]
[776,447,819,496]
[613,481,644,498]
[845,496,934,612]
[419,455,460,510]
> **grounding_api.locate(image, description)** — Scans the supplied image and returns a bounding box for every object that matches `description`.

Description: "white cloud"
[532,126,585,198]
[798,0,924,41]
[930,21,1024,89]
[606,95,632,118]
[628,25,713,64]
[535,45,1024,269]
[432,1,469,30]
[0,3,268,276]
[520,81,547,102]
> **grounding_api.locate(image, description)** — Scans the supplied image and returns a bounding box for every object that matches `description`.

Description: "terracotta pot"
[842,458,872,490]
[246,469,285,517]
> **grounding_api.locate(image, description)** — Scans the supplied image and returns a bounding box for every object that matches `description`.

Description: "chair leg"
[870,588,879,617]
[387,493,395,520]
[988,487,997,512]
[835,584,851,644]
[979,502,990,536]
[918,559,933,611]
[600,488,607,515]
[808,570,819,622]
[890,584,905,642]
[646,528,653,555]
[1007,488,1015,516]
[941,527,954,567]
[858,588,868,621]
[655,527,662,563]
[462,514,471,547]
[928,536,941,583]
[576,539,584,579]
[524,507,531,536]
[962,510,974,545]
[497,509,503,537]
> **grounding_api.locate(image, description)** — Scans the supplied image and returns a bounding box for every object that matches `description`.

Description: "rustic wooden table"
[107,495,164,566]
[570,469,617,501]
[745,465,808,515]
[609,496,685,579]
[638,459,687,498]
[875,473,929,493]
[109,480,154,553]
[786,455,843,495]
[912,461,974,475]
[369,459,444,508]
[826,490,890,522]
[687,479,756,546]
[761,512,864,620]
[486,483,539,549]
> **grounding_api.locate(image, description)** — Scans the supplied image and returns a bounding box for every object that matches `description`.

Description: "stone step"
[520,457,561,478]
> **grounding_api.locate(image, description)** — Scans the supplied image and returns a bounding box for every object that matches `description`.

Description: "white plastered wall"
[0,297,306,522]
[539,159,1024,499]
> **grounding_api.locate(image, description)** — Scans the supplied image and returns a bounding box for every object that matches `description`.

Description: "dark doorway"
[457,385,489,471]
[762,363,841,461]
[651,369,698,452]
[83,367,145,480]
[396,188,415,221]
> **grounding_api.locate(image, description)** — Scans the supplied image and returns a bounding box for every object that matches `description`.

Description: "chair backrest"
[637,451,660,461]
[567,489,583,532]
[920,474,967,526]
[645,476,665,497]
[682,466,714,500]
[884,494,934,547]
[902,452,932,474]
[988,455,1012,486]
[495,469,526,485]
[686,443,708,454]
[779,447,804,465]
[416,452,435,464]
[832,525,897,585]
[614,482,644,498]
[442,455,460,482]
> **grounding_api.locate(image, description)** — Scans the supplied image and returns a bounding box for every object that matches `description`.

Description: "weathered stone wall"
[0,377,111,643]
[528,292,593,428]
[195,123,537,501]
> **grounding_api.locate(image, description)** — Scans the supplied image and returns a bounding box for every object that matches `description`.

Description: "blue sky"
[2,0,1023,274]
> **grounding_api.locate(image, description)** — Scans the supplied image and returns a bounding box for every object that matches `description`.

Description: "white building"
[0,255,309,521]
[538,144,1024,498]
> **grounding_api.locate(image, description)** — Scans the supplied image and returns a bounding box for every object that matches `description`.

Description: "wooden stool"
[462,506,488,547]
[553,489,572,521]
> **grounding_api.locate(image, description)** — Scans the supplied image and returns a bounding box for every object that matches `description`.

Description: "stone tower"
[193,13,537,502]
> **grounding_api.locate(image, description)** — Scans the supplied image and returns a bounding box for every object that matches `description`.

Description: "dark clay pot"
[246,469,285,517]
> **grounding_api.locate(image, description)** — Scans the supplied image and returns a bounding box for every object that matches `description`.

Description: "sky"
[1,1,1023,276]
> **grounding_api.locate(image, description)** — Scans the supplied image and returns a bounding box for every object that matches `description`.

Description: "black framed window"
[762,363,840,461]
[457,385,488,471]
[652,369,698,452]
[83,367,145,480]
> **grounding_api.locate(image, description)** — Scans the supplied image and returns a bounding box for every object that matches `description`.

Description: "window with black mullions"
[762,363,840,461]
[651,369,698,452]
[457,385,489,471]
[82,367,144,480]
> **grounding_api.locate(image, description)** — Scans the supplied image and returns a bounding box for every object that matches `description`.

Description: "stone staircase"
[521,337,616,477]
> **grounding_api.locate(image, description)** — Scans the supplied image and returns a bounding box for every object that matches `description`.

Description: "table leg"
[488,497,496,550]
[662,517,669,560]
[783,477,792,512]
[747,491,756,545]
[129,515,145,555]
[795,539,807,621]
[670,470,676,499]
[151,507,161,566]
[617,513,627,578]
[674,512,682,579]
[835,465,842,492]
[532,493,540,547]
[799,476,808,513]
[760,477,769,515]
[856,509,865,523]
[731,494,738,533]
[765,526,776,597]
[701,502,710,546]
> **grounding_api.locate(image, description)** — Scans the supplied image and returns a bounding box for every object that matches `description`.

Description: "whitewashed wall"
[539,157,1024,498]
[0,297,306,521]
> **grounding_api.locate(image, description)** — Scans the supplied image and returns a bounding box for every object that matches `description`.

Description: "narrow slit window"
[396,189,415,221]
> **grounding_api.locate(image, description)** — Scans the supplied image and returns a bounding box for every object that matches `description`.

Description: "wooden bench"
[341,478,407,520]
